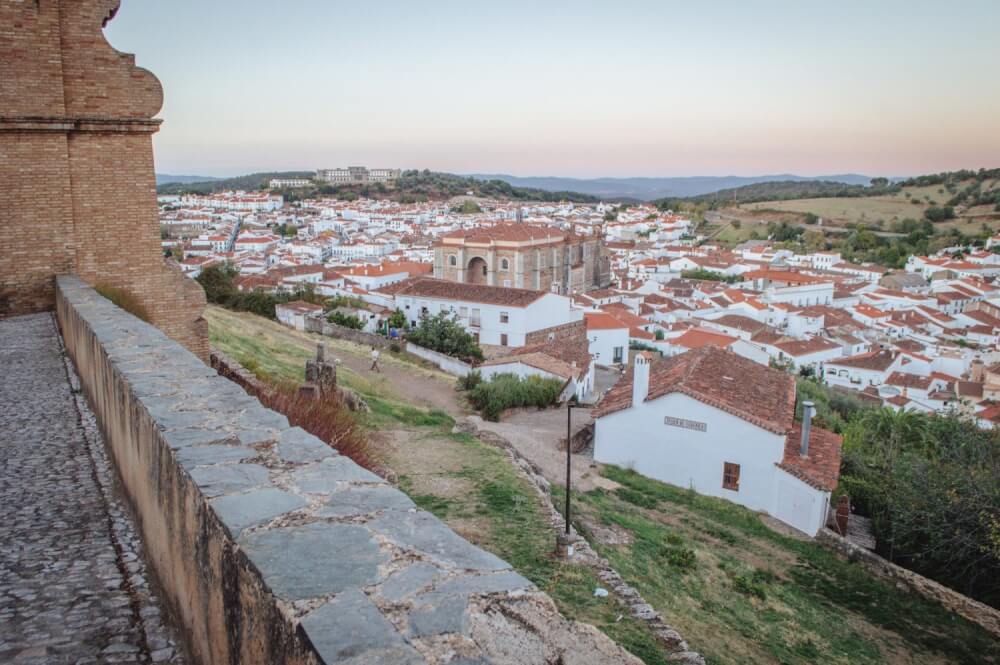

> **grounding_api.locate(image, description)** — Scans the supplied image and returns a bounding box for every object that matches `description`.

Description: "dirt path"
[470,408,619,492]
[206,305,464,416]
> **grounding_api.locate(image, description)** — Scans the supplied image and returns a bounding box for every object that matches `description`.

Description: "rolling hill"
[470,173,878,201]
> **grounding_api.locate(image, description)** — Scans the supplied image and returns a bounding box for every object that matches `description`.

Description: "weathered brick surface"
[0,0,207,360]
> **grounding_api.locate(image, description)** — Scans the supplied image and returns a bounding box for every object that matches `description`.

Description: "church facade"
[433,223,611,295]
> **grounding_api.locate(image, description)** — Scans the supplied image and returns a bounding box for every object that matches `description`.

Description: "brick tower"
[0,0,208,359]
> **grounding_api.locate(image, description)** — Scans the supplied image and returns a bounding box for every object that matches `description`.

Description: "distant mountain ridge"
[155,174,224,186]
[469,173,881,201]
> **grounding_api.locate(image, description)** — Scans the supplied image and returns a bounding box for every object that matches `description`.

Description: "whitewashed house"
[379,277,583,347]
[593,347,842,536]
[585,312,630,366]
[275,300,324,332]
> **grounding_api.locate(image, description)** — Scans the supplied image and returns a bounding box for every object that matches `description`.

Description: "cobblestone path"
[0,314,184,664]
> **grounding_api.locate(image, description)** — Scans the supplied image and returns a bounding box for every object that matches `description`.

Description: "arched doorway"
[467,257,488,284]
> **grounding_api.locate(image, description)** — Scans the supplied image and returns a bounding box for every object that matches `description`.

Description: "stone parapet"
[55,275,641,665]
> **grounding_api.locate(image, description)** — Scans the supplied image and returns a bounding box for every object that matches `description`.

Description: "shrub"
[732,571,769,600]
[662,546,696,570]
[259,382,379,471]
[94,284,151,322]
[456,370,483,391]
[466,373,564,421]
[327,310,364,330]
[389,342,402,354]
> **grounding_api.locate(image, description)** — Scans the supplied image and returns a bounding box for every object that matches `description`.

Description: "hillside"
[697,169,1000,269]
[156,171,314,195]
[155,173,223,186]
[158,169,598,203]
[472,173,876,201]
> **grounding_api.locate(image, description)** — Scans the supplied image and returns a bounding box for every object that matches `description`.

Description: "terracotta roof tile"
[594,347,796,435]
[777,425,842,491]
[377,276,546,307]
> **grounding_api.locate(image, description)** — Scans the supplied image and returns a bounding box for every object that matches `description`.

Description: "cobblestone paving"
[0,313,185,664]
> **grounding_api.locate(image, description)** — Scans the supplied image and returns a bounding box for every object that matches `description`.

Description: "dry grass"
[259,381,381,471]
[94,283,151,322]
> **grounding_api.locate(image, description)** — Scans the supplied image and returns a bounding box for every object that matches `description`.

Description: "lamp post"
[565,402,573,535]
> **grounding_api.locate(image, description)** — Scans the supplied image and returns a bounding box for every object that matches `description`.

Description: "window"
[459,306,468,317]
[500,311,509,323]
[723,462,740,491]
[449,255,457,266]
[501,258,510,270]
[613,346,624,364]
[500,333,508,346]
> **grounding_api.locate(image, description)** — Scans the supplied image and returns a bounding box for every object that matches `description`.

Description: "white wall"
[588,327,629,366]
[595,393,784,514]
[594,392,830,535]
[406,343,473,376]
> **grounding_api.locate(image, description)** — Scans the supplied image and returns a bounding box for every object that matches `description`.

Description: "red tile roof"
[594,346,796,435]
[377,276,547,307]
[777,425,843,491]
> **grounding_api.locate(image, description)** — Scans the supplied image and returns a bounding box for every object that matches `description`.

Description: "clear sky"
[104,0,1000,179]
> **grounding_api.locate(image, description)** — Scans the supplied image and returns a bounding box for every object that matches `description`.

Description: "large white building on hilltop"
[315,167,401,184]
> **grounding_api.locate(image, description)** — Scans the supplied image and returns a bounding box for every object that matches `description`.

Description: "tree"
[870,177,890,188]
[407,312,484,361]
[388,308,407,330]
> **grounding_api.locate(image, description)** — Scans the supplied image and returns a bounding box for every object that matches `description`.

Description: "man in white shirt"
[370,346,381,373]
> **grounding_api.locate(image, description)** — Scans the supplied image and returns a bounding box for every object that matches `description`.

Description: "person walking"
[370,346,381,373]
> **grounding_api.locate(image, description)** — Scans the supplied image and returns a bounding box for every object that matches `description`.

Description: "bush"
[466,373,564,421]
[259,382,379,471]
[389,342,402,354]
[196,263,326,320]
[327,310,364,330]
[94,284,151,322]
[662,546,697,570]
[456,370,483,391]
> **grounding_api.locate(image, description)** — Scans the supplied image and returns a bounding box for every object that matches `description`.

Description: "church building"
[432,223,611,295]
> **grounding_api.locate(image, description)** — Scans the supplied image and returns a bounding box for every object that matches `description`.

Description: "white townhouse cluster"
[159,190,1000,429]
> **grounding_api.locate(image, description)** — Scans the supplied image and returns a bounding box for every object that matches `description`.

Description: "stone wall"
[56,276,641,665]
[816,528,1000,637]
[303,317,402,350]
[0,0,207,360]
[525,319,587,347]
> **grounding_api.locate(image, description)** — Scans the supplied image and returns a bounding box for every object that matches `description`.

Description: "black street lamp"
[565,402,574,536]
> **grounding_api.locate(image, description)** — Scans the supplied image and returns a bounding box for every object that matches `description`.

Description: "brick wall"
[0,0,207,360]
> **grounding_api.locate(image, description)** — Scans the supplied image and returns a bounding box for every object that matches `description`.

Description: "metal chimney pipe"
[800,401,815,457]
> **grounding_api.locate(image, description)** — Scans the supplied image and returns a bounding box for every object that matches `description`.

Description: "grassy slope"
[565,466,1000,665]
[735,179,1000,229]
[208,306,999,665]
[207,306,673,663]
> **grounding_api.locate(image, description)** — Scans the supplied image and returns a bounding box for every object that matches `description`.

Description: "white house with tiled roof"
[378,277,582,347]
[593,347,842,536]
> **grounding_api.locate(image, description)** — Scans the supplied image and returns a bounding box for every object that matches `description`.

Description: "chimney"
[631,352,651,408]
[971,358,985,383]
[800,400,815,457]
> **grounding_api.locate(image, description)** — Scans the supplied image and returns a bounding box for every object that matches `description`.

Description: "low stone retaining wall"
[304,317,402,350]
[56,275,641,665]
[406,342,474,377]
[816,528,1000,637]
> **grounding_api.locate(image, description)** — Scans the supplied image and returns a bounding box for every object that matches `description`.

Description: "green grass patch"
[574,466,1000,665]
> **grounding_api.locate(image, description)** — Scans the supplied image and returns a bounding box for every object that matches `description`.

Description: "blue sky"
[105,0,1000,178]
